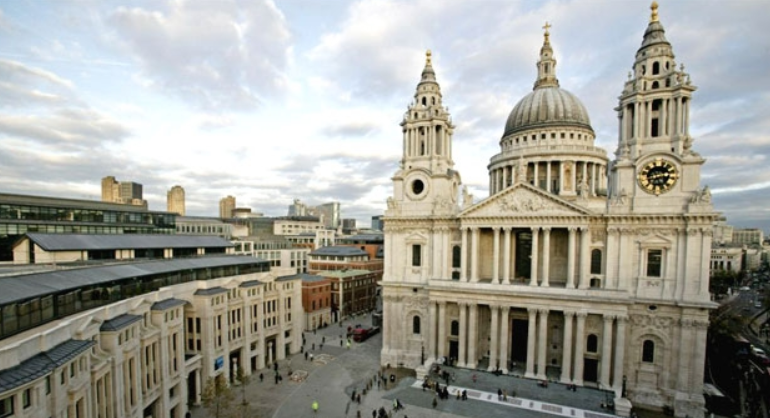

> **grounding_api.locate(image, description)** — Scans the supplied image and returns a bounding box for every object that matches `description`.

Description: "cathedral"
[380,3,717,417]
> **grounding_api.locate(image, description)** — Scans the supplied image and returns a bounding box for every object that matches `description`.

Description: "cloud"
[0,109,128,148]
[109,0,293,111]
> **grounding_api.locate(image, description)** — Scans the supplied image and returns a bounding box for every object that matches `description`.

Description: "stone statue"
[564,162,572,191]
[462,186,473,208]
[614,188,628,205]
[577,178,589,199]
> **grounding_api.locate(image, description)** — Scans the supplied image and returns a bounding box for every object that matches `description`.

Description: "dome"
[503,86,593,137]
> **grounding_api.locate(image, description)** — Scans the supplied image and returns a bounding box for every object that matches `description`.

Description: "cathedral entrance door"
[583,358,598,383]
[511,319,528,365]
[449,340,459,361]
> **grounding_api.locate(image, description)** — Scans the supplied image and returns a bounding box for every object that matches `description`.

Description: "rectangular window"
[22,388,31,409]
[411,244,422,267]
[0,396,13,418]
[647,249,663,277]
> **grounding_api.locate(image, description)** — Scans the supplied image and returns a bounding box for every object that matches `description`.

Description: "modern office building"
[0,193,177,263]
[316,202,341,230]
[731,228,764,247]
[370,215,384,231]
[167,185,186,216]
[0,256,302,418]
[219,196,236,219]
[101,176,146,208]
[381,5,717,417]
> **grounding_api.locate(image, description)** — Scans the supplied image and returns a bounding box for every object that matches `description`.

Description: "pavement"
[190,312,634,418]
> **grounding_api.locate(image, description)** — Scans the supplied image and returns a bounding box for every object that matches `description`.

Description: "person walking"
[312,400,319,414]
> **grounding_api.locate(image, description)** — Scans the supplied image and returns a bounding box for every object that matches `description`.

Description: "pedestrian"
[273,361,278,371]
[347,340,351,349]
[305,351,308,361]
[503,389,507,401]
[322,336,326,343]
[259,372,263,382]
[312,343,315,350]
[498,388,502,400]
[312,400,319,414]
[310,353,314,361]
[352,389,357,402]
[472,373,477,383]
[357,393,361,404]
[372,409,377,418]
[314,328,317,335]
[432,396,438,408]
[341,339,344,347]
[357,410,361,418]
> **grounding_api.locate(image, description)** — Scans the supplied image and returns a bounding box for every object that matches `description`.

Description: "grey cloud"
[321,121,380,138]
[0,109,129,148]
[110,0,292,111]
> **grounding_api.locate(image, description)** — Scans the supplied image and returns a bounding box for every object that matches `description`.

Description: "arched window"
[421,97,427,106]
[651,81,659,89]
[652,61,660,75]
[642,340,655,363]
[587,334,598,353]
[412,316,421,334]
[431,97,436,105]
[450,320,459,336]
[590,249,602,274]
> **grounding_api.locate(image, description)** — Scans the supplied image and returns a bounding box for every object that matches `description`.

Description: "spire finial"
[543,21,551,43]
[650,1,659,22]
[426,50,432,66]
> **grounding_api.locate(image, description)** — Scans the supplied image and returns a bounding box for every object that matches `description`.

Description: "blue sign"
[214,356,224,370]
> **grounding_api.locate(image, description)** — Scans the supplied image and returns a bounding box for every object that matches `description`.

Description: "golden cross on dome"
[426,49,432,66]
[543,21,551,35]
[650,1,659,22]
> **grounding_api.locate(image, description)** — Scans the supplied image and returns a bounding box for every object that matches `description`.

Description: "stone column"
[503,228,512,284]
[691,320,708,393]
[530,228,539,286]
[499,306,510,373]
[534,162,539,188]
[460,228,468,282]
[558,162,564,194]
[573,312,586,385]
[493,227,500,284]
[488,304,499,371]
[458,303,467,367]
[471,227,480,282]
[428,302,438,363]
[468,304,479,368]
[677,319,695,391]
[525,308,537,378]
[536,309,549,380]
[567,226,575,289]
[541,228,551,287]
[579,227,590,289]
[561,311,575,383]
[546,161,552,192]
[612,316,627,396]
[600,315,614,389]
[501,168,507,192]
[437,302,447,359]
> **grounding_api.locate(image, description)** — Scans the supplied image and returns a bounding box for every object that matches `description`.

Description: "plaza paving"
[190,314,627,418]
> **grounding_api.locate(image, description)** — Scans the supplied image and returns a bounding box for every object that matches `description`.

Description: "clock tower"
[389,50,462,217]
[610,2,706,213]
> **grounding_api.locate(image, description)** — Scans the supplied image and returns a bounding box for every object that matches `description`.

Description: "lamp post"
[421,344,425,365]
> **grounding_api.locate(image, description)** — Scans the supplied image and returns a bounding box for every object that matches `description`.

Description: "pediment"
[460,183,593,218]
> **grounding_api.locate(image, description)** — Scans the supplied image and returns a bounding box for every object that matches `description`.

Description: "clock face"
[638,158,678,195]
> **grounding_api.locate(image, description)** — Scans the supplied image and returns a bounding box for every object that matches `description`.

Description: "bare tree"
[201,375,235,418]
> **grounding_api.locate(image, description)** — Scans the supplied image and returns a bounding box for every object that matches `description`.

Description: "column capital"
[576,311,588,319]
[457,301,469,308]
[530,226,540,232]
[542,226,552,233]
[563,310,576,317]
[538,308,549,315]
[488,303,500,310]
[603,314,616,322]
[579,226,589,232]
[568,226,578,233]
[616,315,628,324]
[527,307,538,316]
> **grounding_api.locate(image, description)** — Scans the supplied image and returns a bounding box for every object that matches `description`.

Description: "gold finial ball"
[650,1,659,22]
[426,49,432,65]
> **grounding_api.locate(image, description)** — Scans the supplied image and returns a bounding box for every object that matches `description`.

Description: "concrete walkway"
[190,313,625,418]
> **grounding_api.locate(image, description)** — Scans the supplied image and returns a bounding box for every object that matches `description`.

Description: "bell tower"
[389,50,461,216]
[610,2,706,212]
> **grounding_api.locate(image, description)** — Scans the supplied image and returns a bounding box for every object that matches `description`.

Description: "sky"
[0,0,769,230]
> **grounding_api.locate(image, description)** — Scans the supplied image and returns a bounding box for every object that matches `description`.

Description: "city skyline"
[1,1,768,229]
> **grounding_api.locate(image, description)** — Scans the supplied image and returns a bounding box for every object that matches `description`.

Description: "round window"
[411,179,425,195]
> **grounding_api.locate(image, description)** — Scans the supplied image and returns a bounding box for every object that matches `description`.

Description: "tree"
[201,375,235,418]
[233,366,252,418]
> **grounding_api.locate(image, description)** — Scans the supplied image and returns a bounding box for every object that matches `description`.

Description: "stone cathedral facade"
[380,4,717,417]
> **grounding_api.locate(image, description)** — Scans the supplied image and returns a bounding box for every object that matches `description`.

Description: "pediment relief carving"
[461,184,590,218]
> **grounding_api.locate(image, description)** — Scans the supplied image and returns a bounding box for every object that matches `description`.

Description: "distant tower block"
[167,185,186,216]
